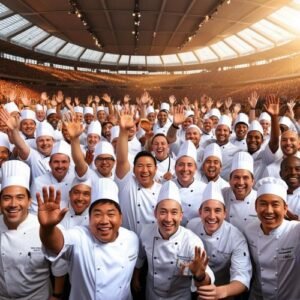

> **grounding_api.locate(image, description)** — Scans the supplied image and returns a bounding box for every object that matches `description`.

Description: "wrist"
[172,123,179,129]
[52,292,62,299]
[193,272,206,282]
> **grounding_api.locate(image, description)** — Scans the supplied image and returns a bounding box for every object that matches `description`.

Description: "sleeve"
[262,144,282,165]
[229,229,252,289]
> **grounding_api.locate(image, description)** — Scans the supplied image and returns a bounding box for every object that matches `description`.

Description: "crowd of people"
[0,88,299,300]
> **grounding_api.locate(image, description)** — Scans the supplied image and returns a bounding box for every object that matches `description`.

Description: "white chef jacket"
[244,220,300,300]
[30,167,75,213]
[199,175,229,190]
[128,135,142,157]
[231,137,248,151]
[45,226,139,300]
[137,224,215,300]
[115,171,161,236]
[76,165,115,185]
[173,178,207,226]
[222,187,258,234]
[187,218,252,288]
[216,141,242,181]
[0,214,52,299]
[153,120,172,135]
[60,206,89,229]
[24,147,51,179]
[155,155,176,183]
[287,187,300,216]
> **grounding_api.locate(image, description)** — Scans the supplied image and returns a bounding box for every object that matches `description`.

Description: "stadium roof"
[0,0,299,69]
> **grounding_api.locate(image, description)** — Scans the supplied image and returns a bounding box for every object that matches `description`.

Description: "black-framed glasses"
[95,157,115,162]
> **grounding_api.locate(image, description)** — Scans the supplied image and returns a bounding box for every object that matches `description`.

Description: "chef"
[222,151,258,233]
[0,160,54,299]
[187,181,252,299]
[134,180,214,300]
[173,140,206,226]
[30,140,74,213]
[153,102,172,135]
[230,112,249,151]
[39,178,139,300]
[244,177,300,299]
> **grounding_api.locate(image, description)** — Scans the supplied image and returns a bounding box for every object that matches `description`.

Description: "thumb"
[59,208,69,220]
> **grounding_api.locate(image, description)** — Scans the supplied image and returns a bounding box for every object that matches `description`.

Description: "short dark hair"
[151,133,169,145]
[89,199,122,216]
[0,188,31,199]
[133,150,157,166]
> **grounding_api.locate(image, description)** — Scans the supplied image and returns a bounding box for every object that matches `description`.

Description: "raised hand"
[40,92,48,104]
[233,103,241,114]
[86,95,93,106]
[224,97,232,110]
[94,95,101,104]
[20,92,31,107]
[140,91,150,105]
[56,90,64,104]
[173,105,186,126]
[74,97,80,106]
[37,186,68,228]
[248,91,259,109]
[8,89,17,102]
[206,97,213,111]
[169,95,176,105]
[64,97,72,108]
[287,99,295,119]
[216,100,223,109]
[0,108,20,130]
[188,246,208,278]
[119,110,135,131]
[63,112,84,140]
[264,94,279,116]
[102,93,112,103]
[123,94,131,104]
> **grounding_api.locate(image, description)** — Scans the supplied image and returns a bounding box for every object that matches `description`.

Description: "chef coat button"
[188,204,191,207]
[154,257,157,259]
[190,190,193,192]
[168,277,171,280]
[152,205,155,208]
[216,237,219,240]
[212,254,215,258]
[138,188,141,191]
[154,272,157,275]
[137,204,141,207]
[170,261,174,264]
[244,218,247,221]
[247,202,249,204]
[175,242,178,245]
[152,193,155,195]
[152,221,155,224]
[155,237,158,240]
[119,286,122,289]
[71,216,73,218]
[97,268,100,270]
[137,221,140,224]
[230,215,232,218]
[231,199,233,202]
[275,288,277,291]
[200,233,203,236]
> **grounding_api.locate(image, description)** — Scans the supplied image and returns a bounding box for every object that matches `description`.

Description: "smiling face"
[69,184,91,215]
[185,127,201,148]
[280,130,299,157]
[0,186,31,229]
[255,194,287,235]
[94,154,115,177]
[202,156,221,181]
[235,123,248,141]
[89,201,122,243]
[49,153,70,182]
[36,136,54,156]
[151,135,169,161]
[20,119,36,138]
[157,111,168,127]
[246,131,263,154]
[175,156,197,187]
[87,134,100,150]
[133,155,157,188]
[280,156,300,193]
[199,200,226,236]
[215,125,230,146]
[203,118,213,133]
[155,199,183,240]
[229,169,254,200]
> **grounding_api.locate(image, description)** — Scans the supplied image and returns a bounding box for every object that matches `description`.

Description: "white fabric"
[128,135,142,157]
[94,141,116,159]
[92,178,119,203]
[0,214,52,299]
[157,180,181,204]
[4,102,19,114]
[199,174,229,190]
[153,119,172,135]
[217,115,232,129]
[21,109,36,122]
[0,132,10,149]
[50,140,71,158]
[248,120,263,136]
[87,120,101,136]
[287,187,300,216]
[187,219,252,288]
[234,113,249,127]
[231,151,254,174]
[244,220,300,300]
[45,226,139,300]
[202,143,222,163]
[160,102,170,112]
[256,177,287,202]
[222,187,258,234]
[36,122,55,139]
[138,224,215,300]
[154,155,176,184]
[202,181,224,204]
[115,172,161,236]
[177,140,197,162]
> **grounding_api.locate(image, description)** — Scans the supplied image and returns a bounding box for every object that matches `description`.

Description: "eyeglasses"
[95,157,115,162]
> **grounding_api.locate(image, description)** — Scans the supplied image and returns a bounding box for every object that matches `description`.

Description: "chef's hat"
[97,106,105,112]
[157,180,181,204]
[87,121,102,136]
[203,143,222,163]
[259,112,271,123]
[51,140,71,159]
[256,177,287,202]
[46,108,57,117]
[0,132,10,150]
[231,151,253,174]
[74,106,83,114]
[184,110,194,119]
[203,113,210,120]
[160,102,170,112]
[1,160,30,191]
[248,120,263,136]
[234,113,249,127]
[177,140,197,162]
[94,141,115,160]
[187,124,201,135]
[36,122,55,139]
[71,177,92,190]
[201,181,224,205]
[4,102,19,114]
[21,109,36,122]
[84,106,94,115]
[279,116,296,131]
[104,107,109,115]
[209,108,221,119]
[146,106,155,115]
[92,178,119,203]
[35,104,45,112]
[217,115,232,129]
[110,126,120,141]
